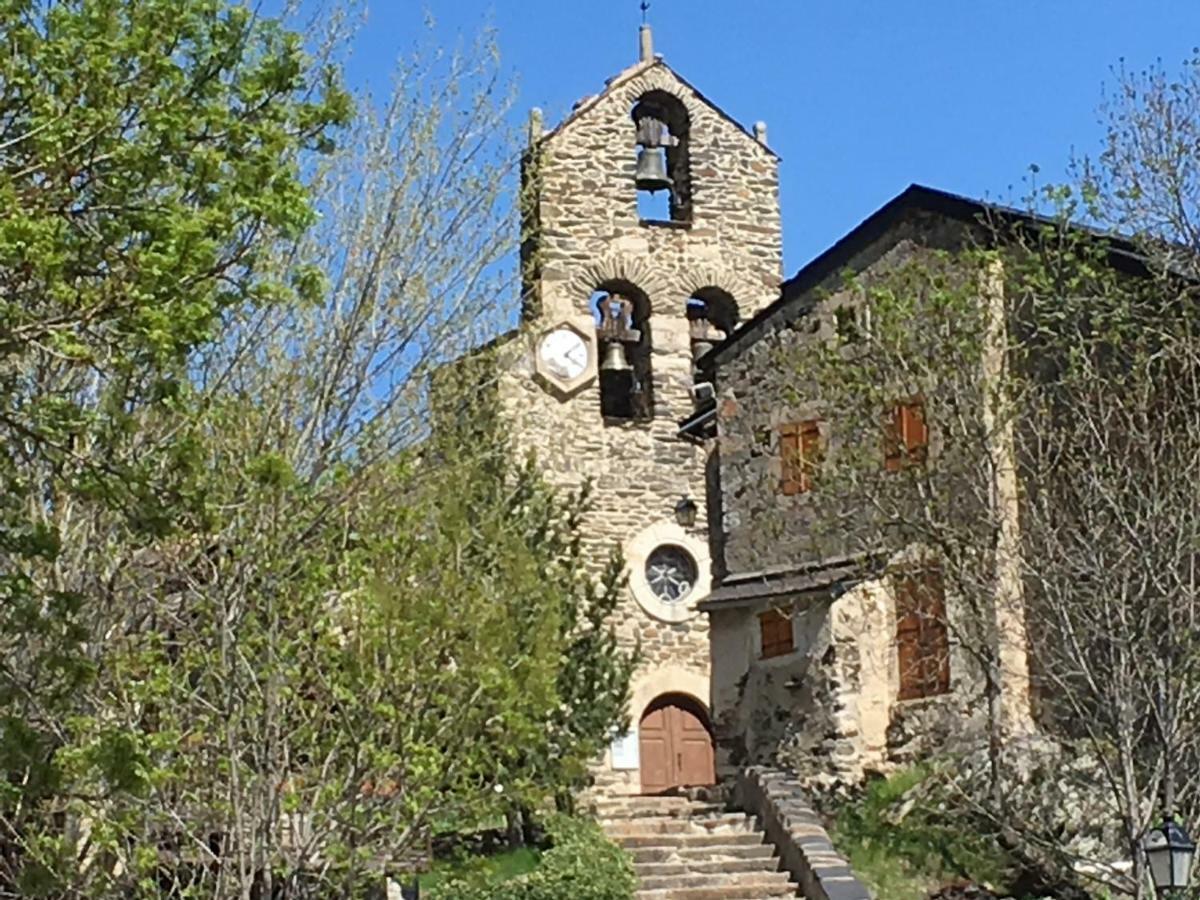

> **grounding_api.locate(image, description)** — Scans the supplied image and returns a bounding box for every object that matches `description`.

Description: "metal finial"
[641,1,650,25]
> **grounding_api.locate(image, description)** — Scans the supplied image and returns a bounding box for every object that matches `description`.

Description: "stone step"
[638,869,794,891]
[634,858,784,878]
[628,843,778,865]
[633,883,796,899]
[602,814,755,837]
[616,831,767,850]
[594,800,729,819]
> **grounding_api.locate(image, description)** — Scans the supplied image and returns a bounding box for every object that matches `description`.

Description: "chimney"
[528,107,544,146]
[639,24,653,63]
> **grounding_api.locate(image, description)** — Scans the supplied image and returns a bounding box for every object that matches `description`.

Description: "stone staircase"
[595,793,799,899]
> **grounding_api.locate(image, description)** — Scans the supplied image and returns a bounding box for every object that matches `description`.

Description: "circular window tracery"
[645,545,698,604]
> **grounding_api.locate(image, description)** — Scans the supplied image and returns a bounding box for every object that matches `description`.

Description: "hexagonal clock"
[533,320,596,399]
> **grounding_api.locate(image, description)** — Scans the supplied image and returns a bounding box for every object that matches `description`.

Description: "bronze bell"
[635,147,672,193]
[600,340,632,373]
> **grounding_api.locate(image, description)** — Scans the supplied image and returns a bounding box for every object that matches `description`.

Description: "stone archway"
[638,693,715,794]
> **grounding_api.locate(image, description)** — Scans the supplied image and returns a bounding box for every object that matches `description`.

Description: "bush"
[438,815,635,900]
[831,766,1021,900]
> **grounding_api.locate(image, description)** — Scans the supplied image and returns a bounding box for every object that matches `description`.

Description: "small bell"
[600,341,632,373]
[635,147,672,193]
[599,341,635,418]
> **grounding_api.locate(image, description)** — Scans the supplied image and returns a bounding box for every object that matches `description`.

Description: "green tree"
[1,8,633,894]
[0,0,348,894]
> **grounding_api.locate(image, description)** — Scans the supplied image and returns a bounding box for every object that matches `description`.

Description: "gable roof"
[699,183,1156,371]
[536,57,780,162]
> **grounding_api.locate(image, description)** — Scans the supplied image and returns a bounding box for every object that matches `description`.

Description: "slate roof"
[697,183,1156,373]
[699,553,884,610]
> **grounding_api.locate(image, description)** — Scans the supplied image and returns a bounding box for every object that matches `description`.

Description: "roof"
[698,183,1158,371]
[699,553,882,611]
[536,57,779,162]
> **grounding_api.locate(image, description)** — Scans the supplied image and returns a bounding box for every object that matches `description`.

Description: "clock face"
[538,327,589,381]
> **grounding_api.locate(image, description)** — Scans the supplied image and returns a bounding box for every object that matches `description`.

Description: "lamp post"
[1144,816,1196,895]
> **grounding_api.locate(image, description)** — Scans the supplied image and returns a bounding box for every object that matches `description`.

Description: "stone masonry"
[495,28,782,795]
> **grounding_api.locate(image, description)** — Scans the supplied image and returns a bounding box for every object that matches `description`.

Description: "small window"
[835,305,863,344]
[780,420,823,495]
[759,608,794,659]
[884,399,928,472]
[894,565,950,700]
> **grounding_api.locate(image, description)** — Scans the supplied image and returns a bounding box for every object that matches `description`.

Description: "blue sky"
[339,1,1200,275]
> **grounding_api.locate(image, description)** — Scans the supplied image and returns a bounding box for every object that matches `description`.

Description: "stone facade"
[496,30,782,795]
[701,205,1031,787]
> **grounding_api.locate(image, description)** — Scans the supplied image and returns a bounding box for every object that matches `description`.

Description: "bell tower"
[502,24,782,795]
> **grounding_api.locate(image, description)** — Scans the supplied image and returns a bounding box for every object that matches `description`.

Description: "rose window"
[645,545,698,603]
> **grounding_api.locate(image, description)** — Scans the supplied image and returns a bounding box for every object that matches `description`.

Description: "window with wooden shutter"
[894,565,950,700]
[780,420,822,495]
[759,608,795,659]
[884,399,929,472]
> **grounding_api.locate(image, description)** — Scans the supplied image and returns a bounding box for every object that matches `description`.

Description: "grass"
[418,846,541,897]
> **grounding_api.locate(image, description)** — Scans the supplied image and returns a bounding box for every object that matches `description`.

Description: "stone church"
[496,24,780,797]
[497,23,1035,807]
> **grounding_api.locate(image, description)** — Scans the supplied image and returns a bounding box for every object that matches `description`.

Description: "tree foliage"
[0,4,633,897]
[775,191,1200,897]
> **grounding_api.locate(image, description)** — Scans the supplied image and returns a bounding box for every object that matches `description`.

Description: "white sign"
[610,729,640,771]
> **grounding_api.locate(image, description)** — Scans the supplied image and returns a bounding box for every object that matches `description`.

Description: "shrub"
[438,815,635,900]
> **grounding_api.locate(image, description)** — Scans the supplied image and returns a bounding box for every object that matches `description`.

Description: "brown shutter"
[780,420,822,495]
[759,609,795,659]
[780,423,803,495]
[902,400,929,464]
[894,564,950,699]
[885,400,928,471]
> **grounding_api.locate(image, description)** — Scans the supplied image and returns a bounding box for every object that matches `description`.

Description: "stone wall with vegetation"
[707,216,989,786]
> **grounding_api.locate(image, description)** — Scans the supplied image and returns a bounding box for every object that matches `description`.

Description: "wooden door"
[638,696,715,794]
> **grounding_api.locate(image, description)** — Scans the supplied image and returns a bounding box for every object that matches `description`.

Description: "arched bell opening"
[686,287,739,389]
[590,282,654,422]
[638,692,716,794]
[631,91,691,224]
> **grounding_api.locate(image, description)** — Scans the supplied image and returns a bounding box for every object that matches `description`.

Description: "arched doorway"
[638,693,715,794]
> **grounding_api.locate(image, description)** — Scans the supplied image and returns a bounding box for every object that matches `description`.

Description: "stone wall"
[732,766,872,900]
[706,214,1022,786]
[709,577,986,788]
[497,52,783,794]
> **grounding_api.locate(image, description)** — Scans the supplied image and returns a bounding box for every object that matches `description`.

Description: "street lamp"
[674,496,697,528]
[1144,816,1196,894]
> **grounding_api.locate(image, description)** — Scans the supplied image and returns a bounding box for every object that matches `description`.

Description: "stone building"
[495,25,781,796]
[683,186,1049,786]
